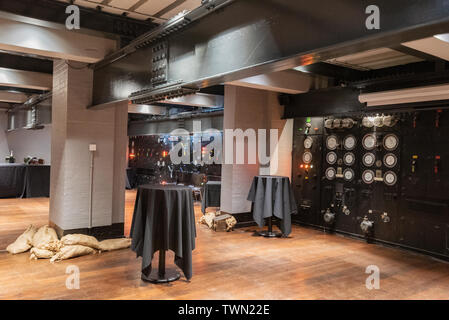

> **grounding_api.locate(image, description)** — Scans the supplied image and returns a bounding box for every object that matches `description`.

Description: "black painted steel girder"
[91,0,449,108]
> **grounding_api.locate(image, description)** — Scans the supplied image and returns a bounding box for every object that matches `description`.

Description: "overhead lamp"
[359,84,449,107]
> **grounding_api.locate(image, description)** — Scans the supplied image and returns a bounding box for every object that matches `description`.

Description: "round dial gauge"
[384,171,397,186]
[383,153,398,168]
[324,119,334,129]
[343,168,355,182]
[304,137,313,149]
[362,117,374,128]
[383,134,399,151]
[362,170,375,184]
[333,119,342,129]
[302,151,313,164]
[325,167,336,180]
[383,116,397,127]
[362,133,377,150]
[373,117,384,127]
[343,152,355,166]
[343,135,357,151]
[326,135,338,150]
[342,118,354,129]
[362,153,375,167]
[326,152,337,165]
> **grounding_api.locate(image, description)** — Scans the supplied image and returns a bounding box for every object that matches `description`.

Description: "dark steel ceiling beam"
[91,0,449,108]
[0,52,53,74]
[0,0,156,40]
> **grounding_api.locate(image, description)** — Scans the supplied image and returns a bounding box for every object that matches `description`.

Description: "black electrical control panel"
[292,110,449,259]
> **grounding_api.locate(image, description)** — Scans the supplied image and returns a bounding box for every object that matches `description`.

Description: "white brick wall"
[220,86,293,214]
[50,60,126,230]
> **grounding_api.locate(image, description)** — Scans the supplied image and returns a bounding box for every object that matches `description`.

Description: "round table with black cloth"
[130,184,196,283]
[0,164,50,198]
[247,175,297,237]
[201,181,221,214]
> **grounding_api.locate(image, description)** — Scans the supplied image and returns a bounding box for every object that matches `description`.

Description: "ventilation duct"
[7,92,52,131]
[359,84,449,107]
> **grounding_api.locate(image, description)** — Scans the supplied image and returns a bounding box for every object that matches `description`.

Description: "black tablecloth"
[0,164,26,198]
[126,168,137,189]
[130,184,196,280]
[22,165,50,198]
[0,164,50,198]
[247,175,297,236]
[201,181,221,213]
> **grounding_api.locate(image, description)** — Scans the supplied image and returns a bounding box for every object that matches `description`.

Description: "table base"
[141,269,181,283]
[258,230,282,238]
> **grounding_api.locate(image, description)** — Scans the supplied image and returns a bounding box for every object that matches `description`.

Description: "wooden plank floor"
[1,190,449,299]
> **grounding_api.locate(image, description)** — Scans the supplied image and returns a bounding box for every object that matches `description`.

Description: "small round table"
[247,175,297,238]
[130,184,196,283]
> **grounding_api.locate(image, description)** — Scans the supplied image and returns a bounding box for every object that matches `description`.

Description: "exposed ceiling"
[325,48,424,71]
[56,0,202,23]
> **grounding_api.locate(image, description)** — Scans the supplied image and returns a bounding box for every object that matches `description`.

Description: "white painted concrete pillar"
[220,85,293,215]
[50,60,127,237]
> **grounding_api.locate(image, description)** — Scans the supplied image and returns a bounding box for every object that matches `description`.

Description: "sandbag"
[60,234,100,250]
[42,239,62,252]
[6,225,37,254]
[30,247,55,260]
[32,225,58,250]
[199,211,219,228]
[50,245,96,263]
[98,238,131,251]
[225,215,237,231]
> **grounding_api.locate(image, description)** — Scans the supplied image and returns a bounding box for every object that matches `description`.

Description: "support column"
[50,60,127,238]
[220,85,293,224]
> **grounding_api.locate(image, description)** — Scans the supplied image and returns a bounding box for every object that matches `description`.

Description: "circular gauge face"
[303,137,313,149]
[383,153,398,168]
[325,167,336,180]
[302,151,312,164]
[343,168,355,182]
[333,119,342,129]
[383,116,397,127]
[324,119,334,129]
[343,135,357,151]
[326,135,338,150]
[362,117,374,128]
[326,152,337,165]
[384,171,397,186]
[362,170,375,184]
[342,118,354,129]
[373,117,384,127]
[343,152,355,166]
[362,153,375,167]
[383,134,399,151]
[362,133,377,150]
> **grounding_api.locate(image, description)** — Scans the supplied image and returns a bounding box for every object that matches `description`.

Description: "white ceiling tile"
[135,0,177,15]
[109,0,140,9]
[126,12,151,20]
[160,0,201,19]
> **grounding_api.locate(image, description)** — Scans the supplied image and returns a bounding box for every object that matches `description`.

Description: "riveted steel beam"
[91,0,449,108]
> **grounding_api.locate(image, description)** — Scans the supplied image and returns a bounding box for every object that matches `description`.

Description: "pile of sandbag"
[6,225,131,262]
[199,210,237,232]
